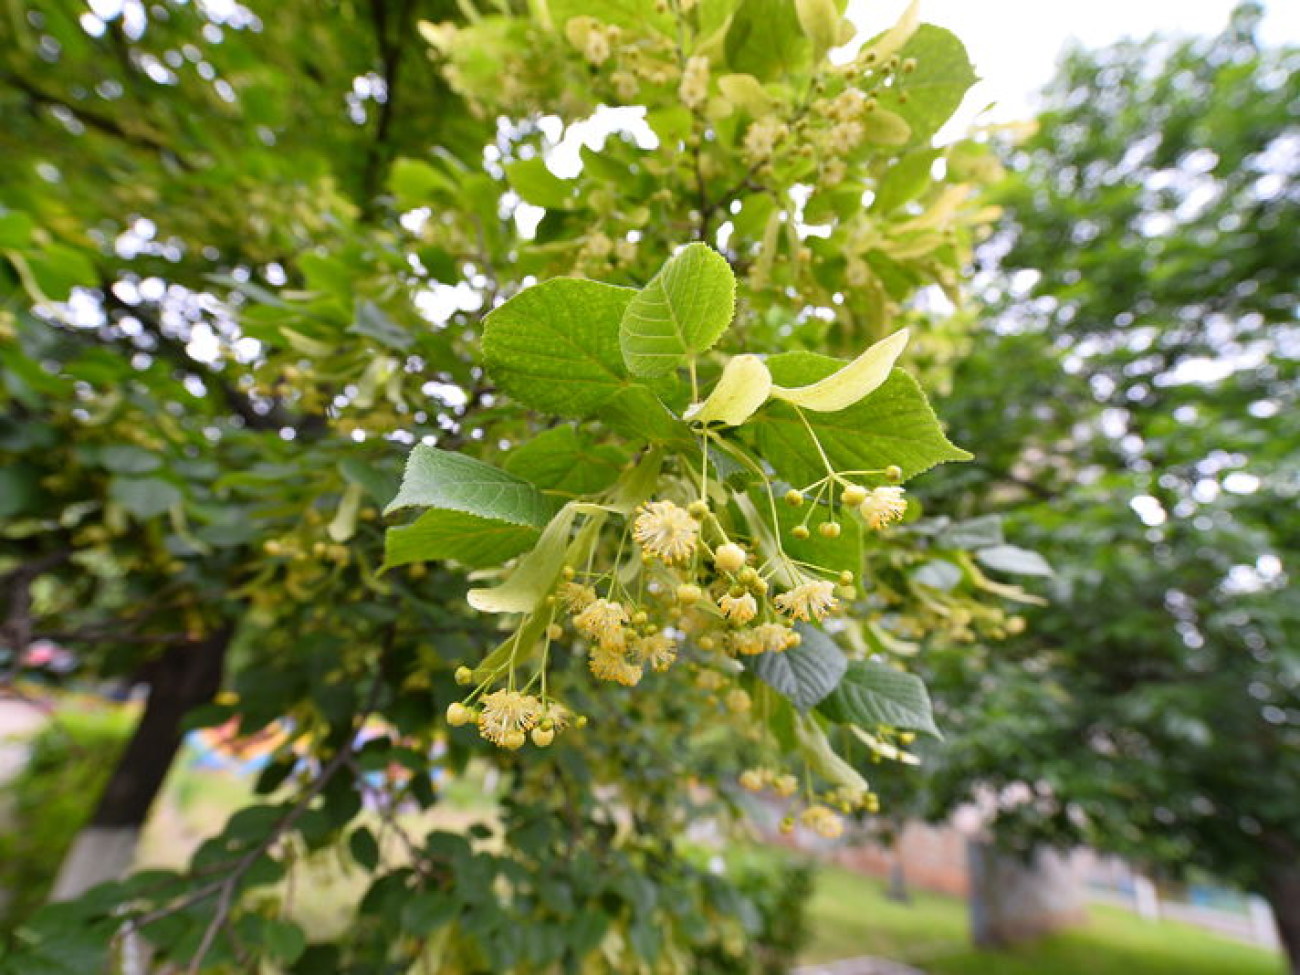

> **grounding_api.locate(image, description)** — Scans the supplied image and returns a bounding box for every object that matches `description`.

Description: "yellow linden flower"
[633,500,699,564]
[588,644,643,686]
[754,622,798,653]
[558,582,597,613]
[477,690,543,748]
[574,598,630,647]
[800,804,845,840]
[730,628,766,656]
[634,632,678,672]
[858,485,907,530]
[774,580,838,622]
[544,702,573,731]
[718,592,758,625]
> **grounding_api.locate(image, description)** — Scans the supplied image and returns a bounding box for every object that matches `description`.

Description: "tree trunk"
[1264,862,1300,975]
[50,629,230,900]
[967,840,1087,947]
[886,837,911,903]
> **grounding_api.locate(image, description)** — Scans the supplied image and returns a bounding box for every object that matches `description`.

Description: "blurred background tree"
[911,4,1300,969]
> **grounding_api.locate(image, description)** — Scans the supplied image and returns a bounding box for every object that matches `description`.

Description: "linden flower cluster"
[784,466,910,540]
[741,766,881,839]
[446,691,576,751]
[546,496,858,694]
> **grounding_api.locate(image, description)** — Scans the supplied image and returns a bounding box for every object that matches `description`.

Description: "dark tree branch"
[1,70,195,170]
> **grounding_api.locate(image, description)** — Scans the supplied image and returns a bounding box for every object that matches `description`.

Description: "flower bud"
[714,543,747,573]
[446,702,472,727]
[531,726,555,748]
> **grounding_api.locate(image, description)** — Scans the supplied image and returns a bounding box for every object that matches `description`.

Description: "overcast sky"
[847,0,1300,132]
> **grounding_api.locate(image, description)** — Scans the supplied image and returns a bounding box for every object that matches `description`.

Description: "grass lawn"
[803,865,1285,975]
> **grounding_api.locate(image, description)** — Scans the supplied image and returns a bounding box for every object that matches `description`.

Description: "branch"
[359,0,415,216]
[125,639,394,969]
[0,70,194,170]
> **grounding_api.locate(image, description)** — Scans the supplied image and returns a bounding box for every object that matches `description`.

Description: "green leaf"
[0,465,39,518]
[874,149,940,214]
[401,891,458,936]
[818,659,941,737]
[725,0,811,81]
[502,426,627,496]
[384,508,539,569]
[976,544,1054,577]
[483,278,636,417]
[0,211,34,248]
[263,919,306,965]
[860,108,912,146]
[109,476,182,519]
[98,444,162,474]
[939,514,1003,550]
[338,456,399,505]
[351,299,414,351]
[619,243,736,378]
[749,623,847,711]
[505,157,572,209]
[389,157,458,208]
[385,446,554,528]
[25,244,98,299]
[893,26,978,142]
[350,826,380,871]
[750,353,971,485]
[601,385,695,447]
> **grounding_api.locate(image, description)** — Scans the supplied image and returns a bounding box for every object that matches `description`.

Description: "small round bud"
[502,729,527,751]
[792,525,811,540]
[698,636,715,651]
[677,583,703,604]
[779,816,795,835]
[784,489,804,507]
[446,702,472,727]
[885,465,903,482]
[819,522,842,539]
[531,726,555,748]
[774,774,798,797]
[838,571,855,585]
[841,484,868,506]
[546,623,564,641]
[687,499,710,519]
[632,610,649,626]
[714,543,747,573]
[739,567,761,585]
[454,666,473,685]
[643,624,659,635]
[562,566,576,580]
[898,731,916,744]
[575,715,589,728]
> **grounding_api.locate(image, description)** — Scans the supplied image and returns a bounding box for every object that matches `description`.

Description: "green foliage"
[0,0,1008,968]
[0,709,131,929]
[911,5,1300,956]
